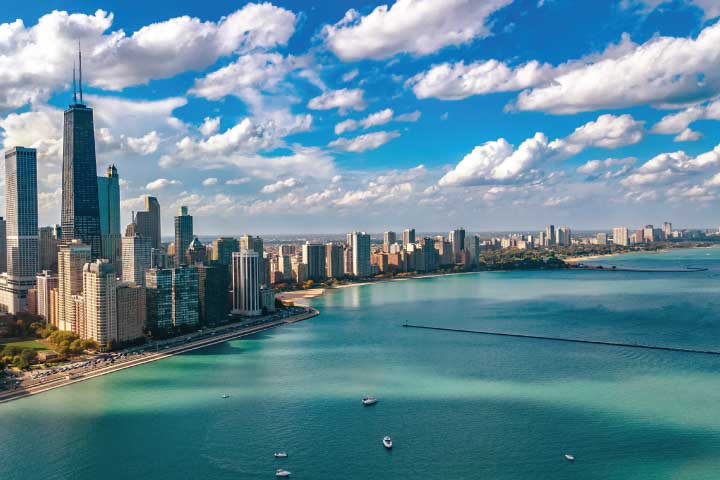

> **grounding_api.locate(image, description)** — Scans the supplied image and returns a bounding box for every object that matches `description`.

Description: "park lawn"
[0,338,49,351]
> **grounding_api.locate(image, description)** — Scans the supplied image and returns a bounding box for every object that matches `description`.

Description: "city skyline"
[2,1,720,234]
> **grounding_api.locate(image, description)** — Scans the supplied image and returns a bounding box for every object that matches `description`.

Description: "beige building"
[36,271,59,322]
[83,260,118,346]
[58,240,91,332]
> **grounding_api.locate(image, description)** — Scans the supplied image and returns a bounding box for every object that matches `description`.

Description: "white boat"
[362,397,378,406]
[274,452,288,458]
[383,436,393,449]
[221,394,230,399]
[564,454,575,462]
[276,468,291,477]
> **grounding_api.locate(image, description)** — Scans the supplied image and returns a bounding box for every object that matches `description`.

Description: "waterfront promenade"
[0,307,319,404]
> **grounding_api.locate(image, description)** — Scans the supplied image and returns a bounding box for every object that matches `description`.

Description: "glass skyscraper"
[174,206,193,266]
[61,87,102,259]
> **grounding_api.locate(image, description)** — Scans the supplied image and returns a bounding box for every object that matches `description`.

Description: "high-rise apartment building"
[662,222,672,239]
[0,217,6,273]
[232,250,260,316]
[171,266,199,327]
[383,231,396,252]
[135,196,161,250]
[325,242,344,279]
[612,227,629,247]
[197,263,229,326]
[61,57,102,259]
[97,165,120,236]
[122,234,152,286]
[116,282,146,343]
[0,147,39,313]
[36,271,59,323]
[545,225,556,246]
[58,240,91,332]
[240,234,264,254]
[145,268,173,331]
[556,226,571,246]
[82,259,117,346]
[174,206,193,266]
[302,242,326,281]
[350,231,371,277]
[449,228,465,262]
[403,228,416,248]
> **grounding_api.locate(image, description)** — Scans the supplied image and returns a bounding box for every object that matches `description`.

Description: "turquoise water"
[1,248,720,479]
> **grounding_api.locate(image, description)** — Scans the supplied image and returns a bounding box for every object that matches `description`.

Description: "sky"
[1,0,720,235]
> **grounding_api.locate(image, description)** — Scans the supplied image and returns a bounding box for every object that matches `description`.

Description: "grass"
[0,338,49,351]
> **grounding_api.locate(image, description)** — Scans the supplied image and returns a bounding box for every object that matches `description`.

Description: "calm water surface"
[1,248,719,479]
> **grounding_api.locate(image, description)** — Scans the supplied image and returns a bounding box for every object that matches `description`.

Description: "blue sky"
[1,0,720,234]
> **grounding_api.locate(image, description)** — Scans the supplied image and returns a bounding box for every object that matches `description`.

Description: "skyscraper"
[325,242,344,279]
[613,227,629,247]
[232,250,260,316]
[556,226,571,246]
[98,165,121,270]
[61,51,102,259]
[116,282,146,343]
[0,147,39,313]
[39,226,59,272]
[145,268,173,331]
[58,240,91,332]
[122,234,152,286]
[545,225,555,246]
[383,231,396,252]
[449,228,465,262]
[172,266,199,327]
[350,231,371,277]
[83,259,117,346]
[302,242,326,281]
[135,196,161,250]
[197,263,229,326]
[211,237,240,267]
[0,217,6,273]
[403,228,416,247]
[174,206,193,266]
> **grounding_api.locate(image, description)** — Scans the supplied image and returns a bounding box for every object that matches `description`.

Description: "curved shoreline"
[0,308,319,405]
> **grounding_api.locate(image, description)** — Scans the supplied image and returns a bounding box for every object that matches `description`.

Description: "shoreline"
[0,308,319,405]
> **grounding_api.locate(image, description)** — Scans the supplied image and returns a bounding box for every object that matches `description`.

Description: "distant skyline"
[1,1,720,234]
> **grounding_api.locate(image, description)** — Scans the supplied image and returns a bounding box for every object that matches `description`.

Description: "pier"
[402,324,720,356]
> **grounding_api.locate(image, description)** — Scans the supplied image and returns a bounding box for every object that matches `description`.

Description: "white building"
[122,235,152,286]
[232,250,261,316]
[612,227,629,246]
[350,231,371,277]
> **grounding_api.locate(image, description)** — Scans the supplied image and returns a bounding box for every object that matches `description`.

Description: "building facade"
[172,266,199,328]
[82,260,117,346]
[135,196,161,250]
[174,206,193,266]
[116,282,146,343]
[36,271,59,322]
[302,242,326,281]
[232,250,261,316]
[122,235,152,286]
[350,231,371,277]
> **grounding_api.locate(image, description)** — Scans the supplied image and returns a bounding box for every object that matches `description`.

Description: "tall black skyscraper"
[61,47,101,259]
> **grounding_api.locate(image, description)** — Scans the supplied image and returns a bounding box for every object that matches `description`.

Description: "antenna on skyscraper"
[78,41,84,105]
[72,61,77,105]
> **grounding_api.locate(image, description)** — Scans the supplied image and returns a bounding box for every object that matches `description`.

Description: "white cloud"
[226,177,251,185]
[146,178,181,190]
[323,0,513,61]
[549,114,644,156]
[439,133,551,186]
[307,88,365,113]
[334,108,420,134]
[126,131,160,155]
[674,128,702,142]
[342,69,359,82]
[621,144,720,186]
[329,130,401,152]
[652,98,720,135]
[623,0,720,20]
[409,59,556,100]
[0,5,296,113]
[261,177,298,194]
[176,118,282,158]
[199,117,220,136]
[576,157,636,180]
[202,177,219,186]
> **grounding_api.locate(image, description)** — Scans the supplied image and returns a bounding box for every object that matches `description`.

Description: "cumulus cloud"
[323,0,513,61]
[176,118,282,158]
[126,131,160,155]
[226,177,251,185]
[329,130,400,152]
[146,178,181,190]
[576,157,636,180]
[439,114,644,186]
[0,5,296,113]
[652,98,720,135]
[675,128,702,142]
[199,117,221,136]
[334,108,420,134]
[621,144,720,186]
[261,177,298,194]
[202,178,219,186]
[342,69,359,82]
[307,88,365,113]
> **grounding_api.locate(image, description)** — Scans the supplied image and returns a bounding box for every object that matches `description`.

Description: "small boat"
[274,452,288,458]
[221,394,230,399]
[564,454,575,462]
[362,396,378,406]
[383,436,393,449]
[275,468,291,477]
